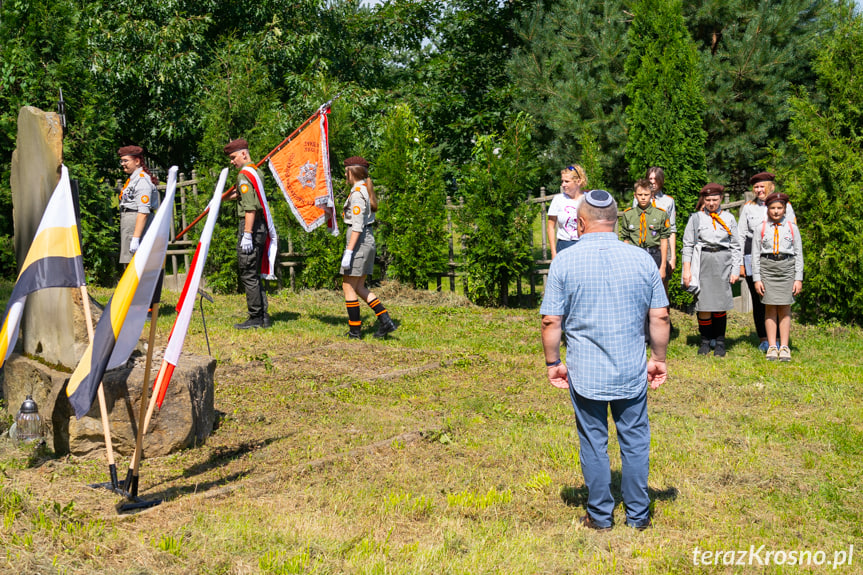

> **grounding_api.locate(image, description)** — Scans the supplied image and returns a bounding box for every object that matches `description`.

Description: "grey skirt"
[119,211,138,264]
[345,229,375,277]
[759,256,796,306]
[695,249,734,312]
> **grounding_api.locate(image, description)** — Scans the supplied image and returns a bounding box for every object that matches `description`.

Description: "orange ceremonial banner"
[268,111,337,234]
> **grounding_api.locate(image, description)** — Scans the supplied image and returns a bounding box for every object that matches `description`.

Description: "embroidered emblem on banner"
[297,161,317,189]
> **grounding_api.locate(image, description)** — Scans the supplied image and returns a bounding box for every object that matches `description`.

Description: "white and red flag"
[148,169,227,413]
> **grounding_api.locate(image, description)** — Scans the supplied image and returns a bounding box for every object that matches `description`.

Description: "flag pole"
[174,93,341,241]
[80,286,121,492]
[122,293,162,499]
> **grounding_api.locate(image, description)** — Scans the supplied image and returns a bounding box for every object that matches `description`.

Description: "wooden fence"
[140,173,752,310]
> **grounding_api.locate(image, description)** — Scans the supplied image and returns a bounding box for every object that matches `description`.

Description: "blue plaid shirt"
[540,232,668,401]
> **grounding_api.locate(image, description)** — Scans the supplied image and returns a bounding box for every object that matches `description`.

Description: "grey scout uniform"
[682,210,742,312]
[751,217,803,282]
[343,183,375,277]
[119,167,159,264]
[738,200,797,259]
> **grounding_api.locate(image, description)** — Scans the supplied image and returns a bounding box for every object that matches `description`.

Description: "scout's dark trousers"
[237,219,268,320]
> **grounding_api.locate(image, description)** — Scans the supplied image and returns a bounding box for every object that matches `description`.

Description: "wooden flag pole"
[141,367,167,436]
[174,94,341,241]
[123,300,161,497]
[80,286,120,490]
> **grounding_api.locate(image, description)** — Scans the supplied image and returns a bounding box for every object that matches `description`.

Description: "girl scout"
[681,183,742,357]
[340,156,397,339]
[751,192,803,361]
[117,145,159,264]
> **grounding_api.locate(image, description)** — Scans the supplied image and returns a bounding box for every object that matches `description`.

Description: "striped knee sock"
[698,316,713,340]
[346,299,361,332]
[367,297,387,317]
[712,312,727,339]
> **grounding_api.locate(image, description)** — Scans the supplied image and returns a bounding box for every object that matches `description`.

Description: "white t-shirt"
[548,193,580,241]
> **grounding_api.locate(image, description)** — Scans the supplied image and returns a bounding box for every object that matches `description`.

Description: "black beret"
[749,172,775,185]
[343,156,369,168]
[700,183,725,196]
[117,145,143,157]
[223,139,249,156]
[764,192,790,206]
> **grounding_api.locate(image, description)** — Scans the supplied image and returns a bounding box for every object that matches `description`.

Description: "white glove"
[240,232,254,254]
[340,249,354,271]
[129,237,140,254]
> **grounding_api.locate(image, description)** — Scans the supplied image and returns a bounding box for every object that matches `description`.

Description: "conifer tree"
[625,0,707,217]
[375,103,448,289]
[508,0,629,188]
[684,0,835,187]
[783,5,863,324]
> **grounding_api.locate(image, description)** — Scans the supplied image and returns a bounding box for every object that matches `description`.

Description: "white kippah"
[585,189,613,208]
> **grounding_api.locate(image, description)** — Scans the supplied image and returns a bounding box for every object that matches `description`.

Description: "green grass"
[1,281,861,573]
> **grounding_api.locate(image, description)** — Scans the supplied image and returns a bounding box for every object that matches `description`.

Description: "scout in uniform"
[751,192,803,361]
[340,156,396,339]
[639,167,677,289]
[117,145,160,264]
[224,138,275,330]
[620,178,671,277]
[681,183,742,357]
[738,171,797,351]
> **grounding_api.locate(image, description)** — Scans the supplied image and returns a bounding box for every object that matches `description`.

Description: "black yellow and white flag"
[0,166,86,368]
[67,167,177,419]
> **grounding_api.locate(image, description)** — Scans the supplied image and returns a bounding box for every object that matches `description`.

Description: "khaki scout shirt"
[619,205,671,248]
[236,164,264,218]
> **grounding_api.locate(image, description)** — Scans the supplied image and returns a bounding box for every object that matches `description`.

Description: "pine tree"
[684,0,835,189]
[783,5,863,324]
[508,0,629,189]
[625,0,707,217]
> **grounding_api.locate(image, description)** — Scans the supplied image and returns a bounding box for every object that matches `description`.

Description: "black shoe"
[234,316,263,330]
[697,338,711,355]
[373,316,397,339]
[714,338,726,357]
[345,329,361,339]
[261,314,272,328]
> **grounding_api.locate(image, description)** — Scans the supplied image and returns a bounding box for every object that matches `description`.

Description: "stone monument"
[10,106,87,368]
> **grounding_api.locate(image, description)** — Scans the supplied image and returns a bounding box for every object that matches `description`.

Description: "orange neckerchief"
[119,178,130,202]
[638,209,648,245]
[705,209,732,236]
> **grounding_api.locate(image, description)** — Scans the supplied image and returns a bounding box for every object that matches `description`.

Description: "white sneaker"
[766,346,779,361]
[778,346,791,362]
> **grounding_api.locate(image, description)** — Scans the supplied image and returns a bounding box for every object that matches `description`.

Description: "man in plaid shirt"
[541,189,670,531]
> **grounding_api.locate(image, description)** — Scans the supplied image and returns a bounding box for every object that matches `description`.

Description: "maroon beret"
[117,145,143,157]
[749,171,775,185]
[764,192,790,206]
[223,138,249,156]
[343,156,369,168]
[700,183,724,196]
